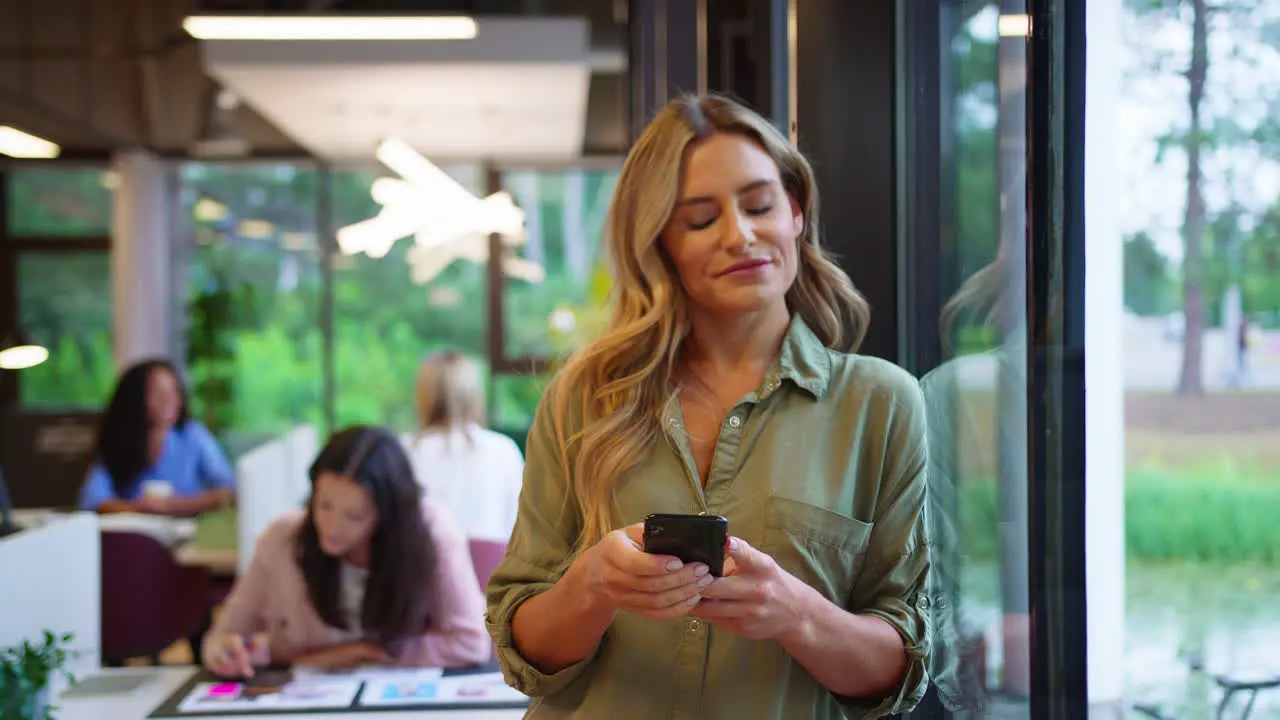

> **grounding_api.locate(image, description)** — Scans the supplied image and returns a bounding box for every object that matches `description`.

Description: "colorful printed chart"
[175,678,361,713]
[360,672,529,708]
[149,663,530,718]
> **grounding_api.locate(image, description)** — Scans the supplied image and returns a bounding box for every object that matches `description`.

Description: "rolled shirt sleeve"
[836,377,932,719]
[484,380,597,697]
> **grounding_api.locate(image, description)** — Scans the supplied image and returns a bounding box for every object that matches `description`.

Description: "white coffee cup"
[141,480,175,499]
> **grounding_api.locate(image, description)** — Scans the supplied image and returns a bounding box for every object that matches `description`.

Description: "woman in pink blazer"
[203,426,491,676]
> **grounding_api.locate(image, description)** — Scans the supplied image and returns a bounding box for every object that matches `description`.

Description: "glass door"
[898,0,1087,716]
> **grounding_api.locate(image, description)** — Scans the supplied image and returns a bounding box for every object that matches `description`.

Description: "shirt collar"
[765,314,832,399]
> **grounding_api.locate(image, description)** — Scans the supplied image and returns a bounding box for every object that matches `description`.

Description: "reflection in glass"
[16,253,115,408]
[330,166,488,431]
[177,163,324,444]
[920,1,1031,716]
[6,167,114,237]
[501,168,619,361]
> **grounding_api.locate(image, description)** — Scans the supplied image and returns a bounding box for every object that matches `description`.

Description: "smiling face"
[660,132,803,320]
[146,366,183,430]
[311,471,378,560]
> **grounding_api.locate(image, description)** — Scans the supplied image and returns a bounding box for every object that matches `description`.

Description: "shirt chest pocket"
[761,496,873,606]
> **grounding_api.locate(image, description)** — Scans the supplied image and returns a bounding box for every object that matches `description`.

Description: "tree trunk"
[1177,0,1209,396]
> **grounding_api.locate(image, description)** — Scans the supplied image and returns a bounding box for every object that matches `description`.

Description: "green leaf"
[1153,130,1184,164]
[1126,0,1183,13]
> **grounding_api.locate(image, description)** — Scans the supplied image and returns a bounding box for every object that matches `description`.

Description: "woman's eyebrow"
[677,178,775,206]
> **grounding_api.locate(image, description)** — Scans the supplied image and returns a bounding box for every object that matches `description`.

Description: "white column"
[110,151,172,370]
[1085,0,1127,709]
[513,171,544,266]
[563,170,587,279]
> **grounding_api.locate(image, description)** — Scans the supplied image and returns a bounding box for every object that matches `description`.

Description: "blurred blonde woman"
[403,349,524,543]
[486,93,930,719]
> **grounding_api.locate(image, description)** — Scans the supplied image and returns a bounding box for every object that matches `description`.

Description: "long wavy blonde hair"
[551,93,871,547]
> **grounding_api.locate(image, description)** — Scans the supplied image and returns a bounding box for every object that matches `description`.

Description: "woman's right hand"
[205,632,269,678]
[580,523,713,621]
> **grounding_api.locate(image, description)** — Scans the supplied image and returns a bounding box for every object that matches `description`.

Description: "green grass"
[1124,469,1280,563]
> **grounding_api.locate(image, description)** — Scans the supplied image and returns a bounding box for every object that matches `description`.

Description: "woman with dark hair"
[203,426,489,676]
[78,358,235,515]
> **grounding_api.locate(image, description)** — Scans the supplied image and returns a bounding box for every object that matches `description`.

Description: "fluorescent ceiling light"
[998,14,1032,37]
[183,15,477,41]
[0,344,48,371]
[0,126,60,159]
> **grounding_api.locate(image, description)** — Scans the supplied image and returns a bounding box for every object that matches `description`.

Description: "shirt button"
[688,619,701,632]
[668,417,680,428]
[728,415,741,428]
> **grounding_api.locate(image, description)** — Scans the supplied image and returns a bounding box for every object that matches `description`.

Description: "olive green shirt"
[486,317,931,720]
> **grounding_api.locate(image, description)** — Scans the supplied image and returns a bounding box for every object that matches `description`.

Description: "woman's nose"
[722,211,756,251]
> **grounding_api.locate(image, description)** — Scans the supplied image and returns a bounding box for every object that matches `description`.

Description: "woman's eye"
[745,204,774,216]
[688,216,717,231]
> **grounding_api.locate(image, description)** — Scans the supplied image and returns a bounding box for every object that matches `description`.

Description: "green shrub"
[954,470,1280,564]
[1124,469,1280,563]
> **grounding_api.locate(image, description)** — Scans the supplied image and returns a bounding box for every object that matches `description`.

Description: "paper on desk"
[98,514,196,545]
[360,672,528,708]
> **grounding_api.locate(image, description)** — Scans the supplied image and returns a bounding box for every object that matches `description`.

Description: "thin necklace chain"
[676,364,735,445]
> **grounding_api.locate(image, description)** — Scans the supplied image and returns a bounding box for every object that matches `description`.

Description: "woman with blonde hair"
[486,93,930,719]
[403,349,524,543]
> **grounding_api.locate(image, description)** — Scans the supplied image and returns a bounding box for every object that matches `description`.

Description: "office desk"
[55,668,529,720]
[173,508,238,574]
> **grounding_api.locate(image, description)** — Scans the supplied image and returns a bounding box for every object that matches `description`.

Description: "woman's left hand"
[692,537,812,641]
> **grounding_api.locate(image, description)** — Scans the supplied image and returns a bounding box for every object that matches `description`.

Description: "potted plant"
[0,631,78,720]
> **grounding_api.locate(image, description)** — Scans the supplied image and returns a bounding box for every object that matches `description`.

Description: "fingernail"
[697,574,714,587]
[666,559,684,571]
[686,594,701,606]
[693,564,709,576]
[728,537,739,552]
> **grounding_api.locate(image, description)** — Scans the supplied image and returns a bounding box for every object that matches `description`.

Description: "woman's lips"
[717,258,773,277]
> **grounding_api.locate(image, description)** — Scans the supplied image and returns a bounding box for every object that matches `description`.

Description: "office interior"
[3,0,1274,718]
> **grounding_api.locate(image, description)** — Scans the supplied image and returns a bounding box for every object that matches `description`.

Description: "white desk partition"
[0,512,101,673]
[235,424,317,575]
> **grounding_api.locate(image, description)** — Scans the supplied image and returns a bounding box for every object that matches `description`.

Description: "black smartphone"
[240,667,293,696]
[643,513,729,577]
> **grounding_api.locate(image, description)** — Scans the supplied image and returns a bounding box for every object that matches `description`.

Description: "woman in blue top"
[79,358,236,516]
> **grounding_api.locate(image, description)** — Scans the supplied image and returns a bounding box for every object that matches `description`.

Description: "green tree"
[1240,203,1280,322]
[1129,0,1277,395]
[1124,232,1177,316]
[6,167,112,237]
[175,162,618,440]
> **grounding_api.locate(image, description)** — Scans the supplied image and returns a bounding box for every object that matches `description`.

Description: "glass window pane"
[917,2,1032,715]
[16,252,115,408]
[490,372,550,442]
[331,166,488,432]
[6,167,114,237]
[178,163,324,445]
[501,168,620,361]
[1116,0,1280,714]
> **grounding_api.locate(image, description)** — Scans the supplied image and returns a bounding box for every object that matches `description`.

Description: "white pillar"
[1085,0,1127,709]
[513,171,544,266]
[110,151,172,370]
